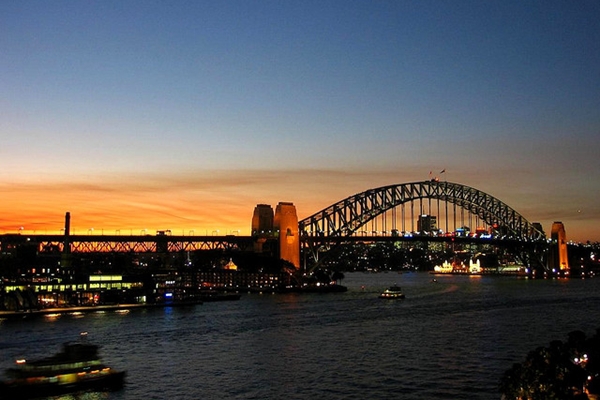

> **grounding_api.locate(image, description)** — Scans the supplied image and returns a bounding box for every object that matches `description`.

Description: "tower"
[273,202,300,269]
[61,212,72,268]
[251,204,274,235]
[251,204,274,254]
[549,221,569,271]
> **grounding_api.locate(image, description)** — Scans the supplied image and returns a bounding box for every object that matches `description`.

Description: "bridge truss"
[298,181,549,270]
[2,234,255,254]
[299,180,545,241]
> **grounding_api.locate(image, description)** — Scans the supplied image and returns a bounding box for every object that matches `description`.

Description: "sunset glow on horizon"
[2,167,598,243]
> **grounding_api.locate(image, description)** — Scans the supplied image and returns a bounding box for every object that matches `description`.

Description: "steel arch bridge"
[298,180,546,241]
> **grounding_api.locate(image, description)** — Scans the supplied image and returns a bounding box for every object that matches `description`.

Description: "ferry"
[0,333,126,399]
[379,284,405,299]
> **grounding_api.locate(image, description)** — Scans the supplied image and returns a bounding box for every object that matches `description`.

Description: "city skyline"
[1,1,599,242]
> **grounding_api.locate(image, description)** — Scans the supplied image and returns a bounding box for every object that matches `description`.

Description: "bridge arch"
[298,180,545,241]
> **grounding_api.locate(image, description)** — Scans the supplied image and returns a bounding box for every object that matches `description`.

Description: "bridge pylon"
[252,202,300,269]
[274,202,300,269]
[549,221,569,272]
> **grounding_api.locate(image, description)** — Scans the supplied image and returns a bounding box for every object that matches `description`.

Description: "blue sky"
[1,1,599,241]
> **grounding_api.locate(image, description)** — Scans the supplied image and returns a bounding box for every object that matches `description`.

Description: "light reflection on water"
[47,393,110,400]
[2,272,600,399]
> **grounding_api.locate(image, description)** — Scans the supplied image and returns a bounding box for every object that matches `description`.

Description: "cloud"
[1,166,598,241]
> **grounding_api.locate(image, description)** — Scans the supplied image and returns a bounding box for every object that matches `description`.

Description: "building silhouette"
[417,214,437,233]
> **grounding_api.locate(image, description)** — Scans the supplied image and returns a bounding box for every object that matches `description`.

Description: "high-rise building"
[417,214,437,233]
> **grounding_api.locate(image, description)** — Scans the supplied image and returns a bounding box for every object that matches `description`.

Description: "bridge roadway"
[0,232,549,254]
[1,233,258,253]
[2,180,553,251]
[304,234,545,246]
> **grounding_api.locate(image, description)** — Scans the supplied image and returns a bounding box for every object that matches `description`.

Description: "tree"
[500,330,600,399]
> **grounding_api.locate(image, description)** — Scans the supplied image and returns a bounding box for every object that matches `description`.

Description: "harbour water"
[2,272,600,399]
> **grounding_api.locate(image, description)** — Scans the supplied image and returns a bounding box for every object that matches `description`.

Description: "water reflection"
[48,391,111,400]
[2,273,600,399]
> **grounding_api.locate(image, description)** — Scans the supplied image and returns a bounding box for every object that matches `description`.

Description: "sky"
[1,0,599,242]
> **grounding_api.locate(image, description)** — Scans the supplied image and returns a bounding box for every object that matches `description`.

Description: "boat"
[379,284,405,299]
[0,333,126,399]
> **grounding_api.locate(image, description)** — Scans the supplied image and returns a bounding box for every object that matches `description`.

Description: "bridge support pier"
[252,203,300,269]
[274,202,300,269]
[549,221,569,272]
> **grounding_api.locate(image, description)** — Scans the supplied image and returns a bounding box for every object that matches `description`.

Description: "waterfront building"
[2,274,144,310]
[194,270,288,292]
